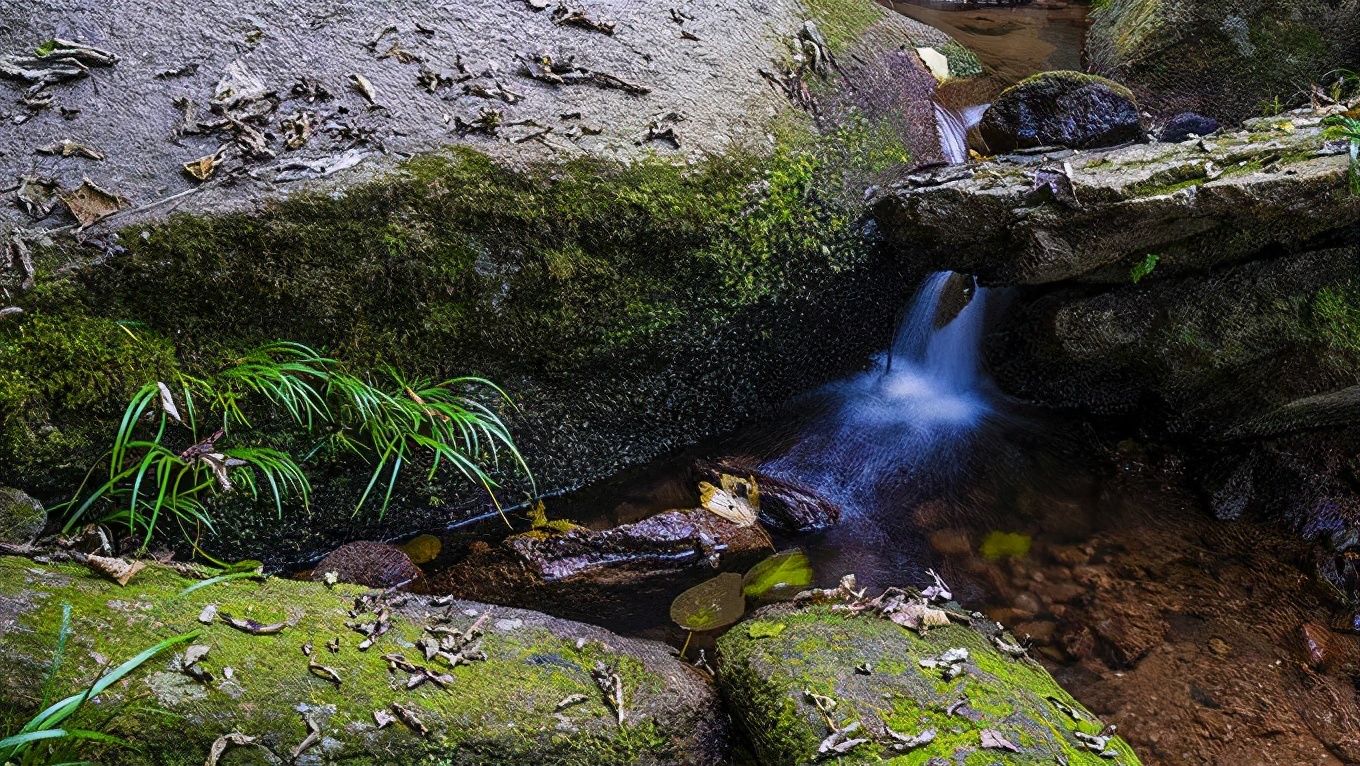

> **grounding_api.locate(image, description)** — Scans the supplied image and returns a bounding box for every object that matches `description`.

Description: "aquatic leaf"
[742,550,813,601]
[745,621,786,639]
[669,572,744,631]
[979,531,1031,561]
[400,534,443,564]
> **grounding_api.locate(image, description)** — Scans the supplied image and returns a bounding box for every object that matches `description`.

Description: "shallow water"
[886,0,1091,89]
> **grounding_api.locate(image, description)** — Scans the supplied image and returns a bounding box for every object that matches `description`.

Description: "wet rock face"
[310,541,424,590]
[0,557,729,765]
[0,487,45,546]
[429,508,769,625]
[1088,0,1360,122]
[693,458,841,533]
[717,600,1142,765]
[979,71,1146,153]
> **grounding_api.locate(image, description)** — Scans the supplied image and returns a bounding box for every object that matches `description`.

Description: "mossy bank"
[0,556,726,765]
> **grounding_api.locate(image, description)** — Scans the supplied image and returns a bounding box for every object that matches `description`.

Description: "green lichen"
[0,556,706,765]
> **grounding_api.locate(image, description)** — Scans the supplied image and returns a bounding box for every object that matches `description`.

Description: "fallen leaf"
[292,712,321,759]
[37,139,104,160]
[349,72,381,107]
[60,179,125,227]
[887,726,937,751]
[219,612,288,635]
[742,550,812,601]
[698,478,757,527]
[157,382,183,423]
[205,732,256,766]
[182,150,224,182]
[390,703,429,736]
[556,693,588,710]
[198,604,218,624]
[669,572,744,631]
[373,708,397,728]
[183,644,211,667]
[980,728,1020,752]
[87,554,144,586]
[308,659,342,686]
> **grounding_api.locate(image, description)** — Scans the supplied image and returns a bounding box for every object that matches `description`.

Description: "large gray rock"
[1089,0,1360,122]
[979,71,1146,153]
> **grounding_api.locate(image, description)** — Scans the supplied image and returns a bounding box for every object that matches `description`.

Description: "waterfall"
[935,103,989,165]
[763,271,992,515]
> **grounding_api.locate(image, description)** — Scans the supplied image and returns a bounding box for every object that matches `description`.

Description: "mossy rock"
[0,486,46,546]
[717,602,1141,765]
[1089,0,1360,121]
[0,555,727,765]
[979,71,1146,152]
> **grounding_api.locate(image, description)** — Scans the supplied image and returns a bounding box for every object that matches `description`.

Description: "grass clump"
[57,341,529,552]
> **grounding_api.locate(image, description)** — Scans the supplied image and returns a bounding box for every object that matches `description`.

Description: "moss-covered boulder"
[0,0,980,564]
[1088,0,1360,121]
[979,71,1146,153]
[0,487,46,546]
[717,601,1141,765]
[0,555,727,765]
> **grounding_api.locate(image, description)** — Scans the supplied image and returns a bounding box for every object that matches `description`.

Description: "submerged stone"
[0,555,728,764]
[979,70,1146,153]
[428,508,769,625]
[309,540,425,590]
[717,599,1142,764]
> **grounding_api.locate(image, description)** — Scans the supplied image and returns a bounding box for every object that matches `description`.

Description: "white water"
[763,272,992,515]
[935,103,989,165]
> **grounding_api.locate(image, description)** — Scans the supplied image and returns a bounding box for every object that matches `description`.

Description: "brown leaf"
[390,702,429,736]
[60,179,126,227]
[308,659,342,686]
[980,729,1020,752]
[373,709,397,728]
[205,732,256,766]
[291,712,321,759]
[182,150,224,181]
[182,644,211,667]
[37,139,104,160]
[219,612,288,635]
[86,554,144,586]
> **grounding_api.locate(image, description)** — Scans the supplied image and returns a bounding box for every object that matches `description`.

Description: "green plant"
[0,606,197,765]
[58,342,530,551]
[1130,253,1161,283]
[1323,114,1360,196]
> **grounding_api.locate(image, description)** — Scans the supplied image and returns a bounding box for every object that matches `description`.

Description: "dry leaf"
[219,612,287,634]
[157,382,183,423]
[980,729,1020,752]
[183,644,211,667]
[308,660,342,686]
[390,703,429,736]
[205,732,256,766]
[349,72,380,107]
[60,179,125,227]
[292,713,321,759]
[182,150,224,182]
[198,604,218,624]
[373,708,397,728]
[87,554,144,586]
[556,693,588,710]
[37,139,104,160]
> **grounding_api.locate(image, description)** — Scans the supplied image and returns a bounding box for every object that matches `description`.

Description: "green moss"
[718,605,1141,765]
[5,121,894,551]
[1001,71,1138,105]
[800,0,885,53]
[1314,283,1360,362]
[0,557,703,765]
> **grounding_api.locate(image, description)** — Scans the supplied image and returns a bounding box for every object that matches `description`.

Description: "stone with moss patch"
[0,555,726,765]
[979,70,1146,153]
[717,601,1141,765]
[0,487,46,546]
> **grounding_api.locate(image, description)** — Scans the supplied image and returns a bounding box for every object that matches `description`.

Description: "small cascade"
[934,103,989,165]
[763,271,992,515]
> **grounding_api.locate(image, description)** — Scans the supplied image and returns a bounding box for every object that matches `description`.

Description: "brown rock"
[1013,620,1058,644]
[429,508,769,627]
[693,458,840,533]
[311,541,425,590]
[929,528,972,557]
[1298,622,1360,673]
